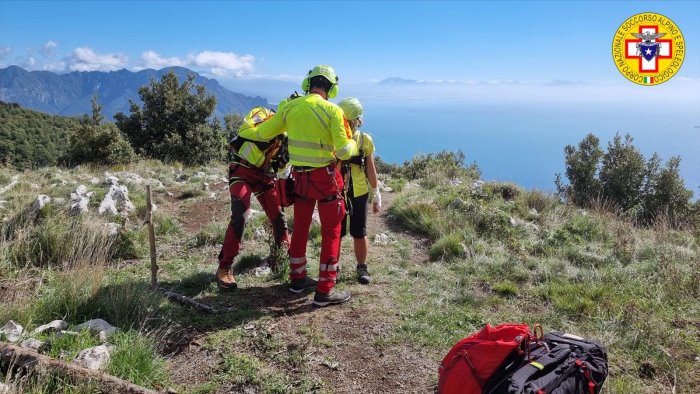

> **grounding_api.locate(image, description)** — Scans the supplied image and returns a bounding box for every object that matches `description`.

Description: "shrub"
[66,123,135,166]
[484,182,521,201]
[389,198,442,240]
[429,233,464,261]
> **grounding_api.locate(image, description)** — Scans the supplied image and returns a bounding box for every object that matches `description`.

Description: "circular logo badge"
[612,12,685,86]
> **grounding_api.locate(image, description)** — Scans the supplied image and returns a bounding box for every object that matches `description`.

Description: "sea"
[360,100,700,195]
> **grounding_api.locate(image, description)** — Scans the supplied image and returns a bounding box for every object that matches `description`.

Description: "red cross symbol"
[625,25,672,73]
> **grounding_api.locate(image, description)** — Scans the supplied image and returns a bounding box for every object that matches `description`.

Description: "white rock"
[104,172,120,186]
[192,171,206,179]
[254,227,267,240]
[0,382,9,394]
[70,185,93,215]
[99,185,135,217]
[73,319,118,341]
[123,173,143,185]
[145,178,164,188]
[73,345,112,371]
[89,177,101,185]
[20,338,46,352]
[30,183,40,190]
[254,266,271,276]
[166,191,174,197]
[202,182,209,191]
[56,330,79,338]
[104,223,120,236]
[0,320,24,342]
[30,195,51,213]
[209,192,217,199]
[373,232,391,246]
[0,175,20,195]
[32,320,68,335]
[220,177,228,183]
[98,327,118,342]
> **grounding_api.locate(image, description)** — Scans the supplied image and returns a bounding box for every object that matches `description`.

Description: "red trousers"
[219,163,289,268]
[289,166,345,294]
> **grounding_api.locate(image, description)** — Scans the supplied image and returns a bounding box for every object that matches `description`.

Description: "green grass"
[44,329,101,361]
[106,331,170,390]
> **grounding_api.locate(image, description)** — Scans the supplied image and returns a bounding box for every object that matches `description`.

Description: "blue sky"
[1,1,698,84]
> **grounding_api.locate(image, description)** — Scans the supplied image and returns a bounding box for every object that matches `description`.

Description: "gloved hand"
[372,188,382,213]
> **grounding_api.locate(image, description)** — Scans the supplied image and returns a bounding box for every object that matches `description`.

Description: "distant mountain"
[378,77,420,85]
[0,65,269,120]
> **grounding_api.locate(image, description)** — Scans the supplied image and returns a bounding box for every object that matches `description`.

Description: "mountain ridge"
[0,65,269,120]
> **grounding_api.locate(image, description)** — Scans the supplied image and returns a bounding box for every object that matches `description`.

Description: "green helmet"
[338,97,363,121]
[301,64,339,98]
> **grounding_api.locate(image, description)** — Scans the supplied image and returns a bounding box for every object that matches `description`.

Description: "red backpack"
[438,324,532,394]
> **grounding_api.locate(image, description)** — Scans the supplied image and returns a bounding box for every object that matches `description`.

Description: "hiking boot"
[216,266,237,289]
[357,264,371,284]
[312,290,351,307]
[289,277,317,294]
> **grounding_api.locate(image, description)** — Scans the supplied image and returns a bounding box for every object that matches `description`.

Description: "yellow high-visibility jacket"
[253,94,357,167]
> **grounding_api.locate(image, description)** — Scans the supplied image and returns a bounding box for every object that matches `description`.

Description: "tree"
[556,133,602,207]
[599,134,646,212]
[115,71,225,164]
[66,96,135,165]
[224,113,244,141]
[558,133,694,228]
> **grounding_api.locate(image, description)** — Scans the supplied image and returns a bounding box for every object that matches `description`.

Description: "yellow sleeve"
[329,105,357,160]
[253,111,286,141]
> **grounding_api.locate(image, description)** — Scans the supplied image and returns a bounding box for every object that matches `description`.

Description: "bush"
[557,133,694,228]
[429,233,464,261]
[484,182,521,201]
[66,123,136,166]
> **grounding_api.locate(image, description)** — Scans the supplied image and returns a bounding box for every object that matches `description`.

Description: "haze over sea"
[359,98,700,193]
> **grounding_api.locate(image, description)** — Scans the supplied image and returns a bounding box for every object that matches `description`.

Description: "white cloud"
[41,40,58,57]
[186,51,254,77]
[24,57,36,68]
[136,50,255,77]
[243,73,304,82]
[42,61,66,72]
[139,50,185,69]
[68,47,128,72]
[0,46,10,60]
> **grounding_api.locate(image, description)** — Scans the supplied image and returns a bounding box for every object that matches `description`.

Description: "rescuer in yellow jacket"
[254,64,358,307]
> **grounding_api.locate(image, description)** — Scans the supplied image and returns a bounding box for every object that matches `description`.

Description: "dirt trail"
[167,191,438,393]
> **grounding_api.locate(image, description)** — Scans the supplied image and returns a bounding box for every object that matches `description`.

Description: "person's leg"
[255,182,289,267]
[348,193,371,284]
[288,196,316,293]
[217,179,252,288]
[316,196,345,294]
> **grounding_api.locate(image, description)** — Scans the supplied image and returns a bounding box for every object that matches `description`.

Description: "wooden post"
[146,185,158,288]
